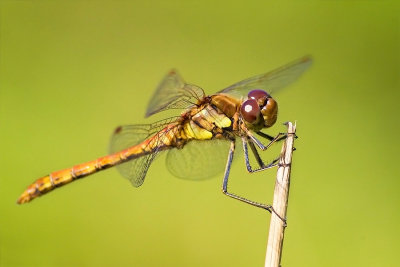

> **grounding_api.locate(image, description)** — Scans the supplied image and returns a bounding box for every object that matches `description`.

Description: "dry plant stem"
[265,122,296,267]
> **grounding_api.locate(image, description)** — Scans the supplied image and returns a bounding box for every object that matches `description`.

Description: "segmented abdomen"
[17,125,178,204]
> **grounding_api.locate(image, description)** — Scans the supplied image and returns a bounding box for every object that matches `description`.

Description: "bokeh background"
[1,1,399,266]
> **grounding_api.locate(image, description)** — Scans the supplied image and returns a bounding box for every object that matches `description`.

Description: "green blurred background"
[1,1,399,266]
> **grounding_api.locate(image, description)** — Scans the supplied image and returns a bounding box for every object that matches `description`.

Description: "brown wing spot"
[114,126,122,134]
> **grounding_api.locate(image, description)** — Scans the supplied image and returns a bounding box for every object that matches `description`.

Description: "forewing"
[145,70,205,117]
[166,139,231,180]
[109,118,178,187]
[218,56,312,97]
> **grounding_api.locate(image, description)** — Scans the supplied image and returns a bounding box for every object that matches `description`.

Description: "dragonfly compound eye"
[240,99,260,123]
[248,89,270,103]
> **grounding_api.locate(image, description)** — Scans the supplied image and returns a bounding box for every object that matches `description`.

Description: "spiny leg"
[249,140,265,168]
[247,131,287,151]
[221,140,285,223]
[242,137,279,173]
[255,131,275,141]
[222,141,271,211]
[257,130,297,147]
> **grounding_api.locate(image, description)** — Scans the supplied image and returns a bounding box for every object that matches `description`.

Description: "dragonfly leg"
[248,128,298,152]
[256,131,290,142]
[221,140,286,224]
[242,137,279,173]
[248,139,265,168]
[257,129,298,150]
[255,131,275,141]
[247,131,286,151]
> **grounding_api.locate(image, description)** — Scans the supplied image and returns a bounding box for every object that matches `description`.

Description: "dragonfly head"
[240,89,278,130]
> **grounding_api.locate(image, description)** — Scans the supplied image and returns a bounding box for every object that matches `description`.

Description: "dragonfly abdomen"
[16,153,126,204]
[16,131,170,204]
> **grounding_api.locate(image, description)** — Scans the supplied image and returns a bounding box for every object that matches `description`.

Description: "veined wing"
[218,56,312,97]
[166,138,232,180]
[145,70,205,117]
[109,117,179,187]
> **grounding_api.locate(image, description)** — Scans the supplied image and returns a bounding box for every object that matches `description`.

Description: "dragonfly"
[17,56,311,214]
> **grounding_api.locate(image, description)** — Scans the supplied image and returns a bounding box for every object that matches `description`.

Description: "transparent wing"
[218,56,312,97]
[115,151,158,187]
[109,117,179,187]
[166,138,232,180]
[145,70,206,117]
